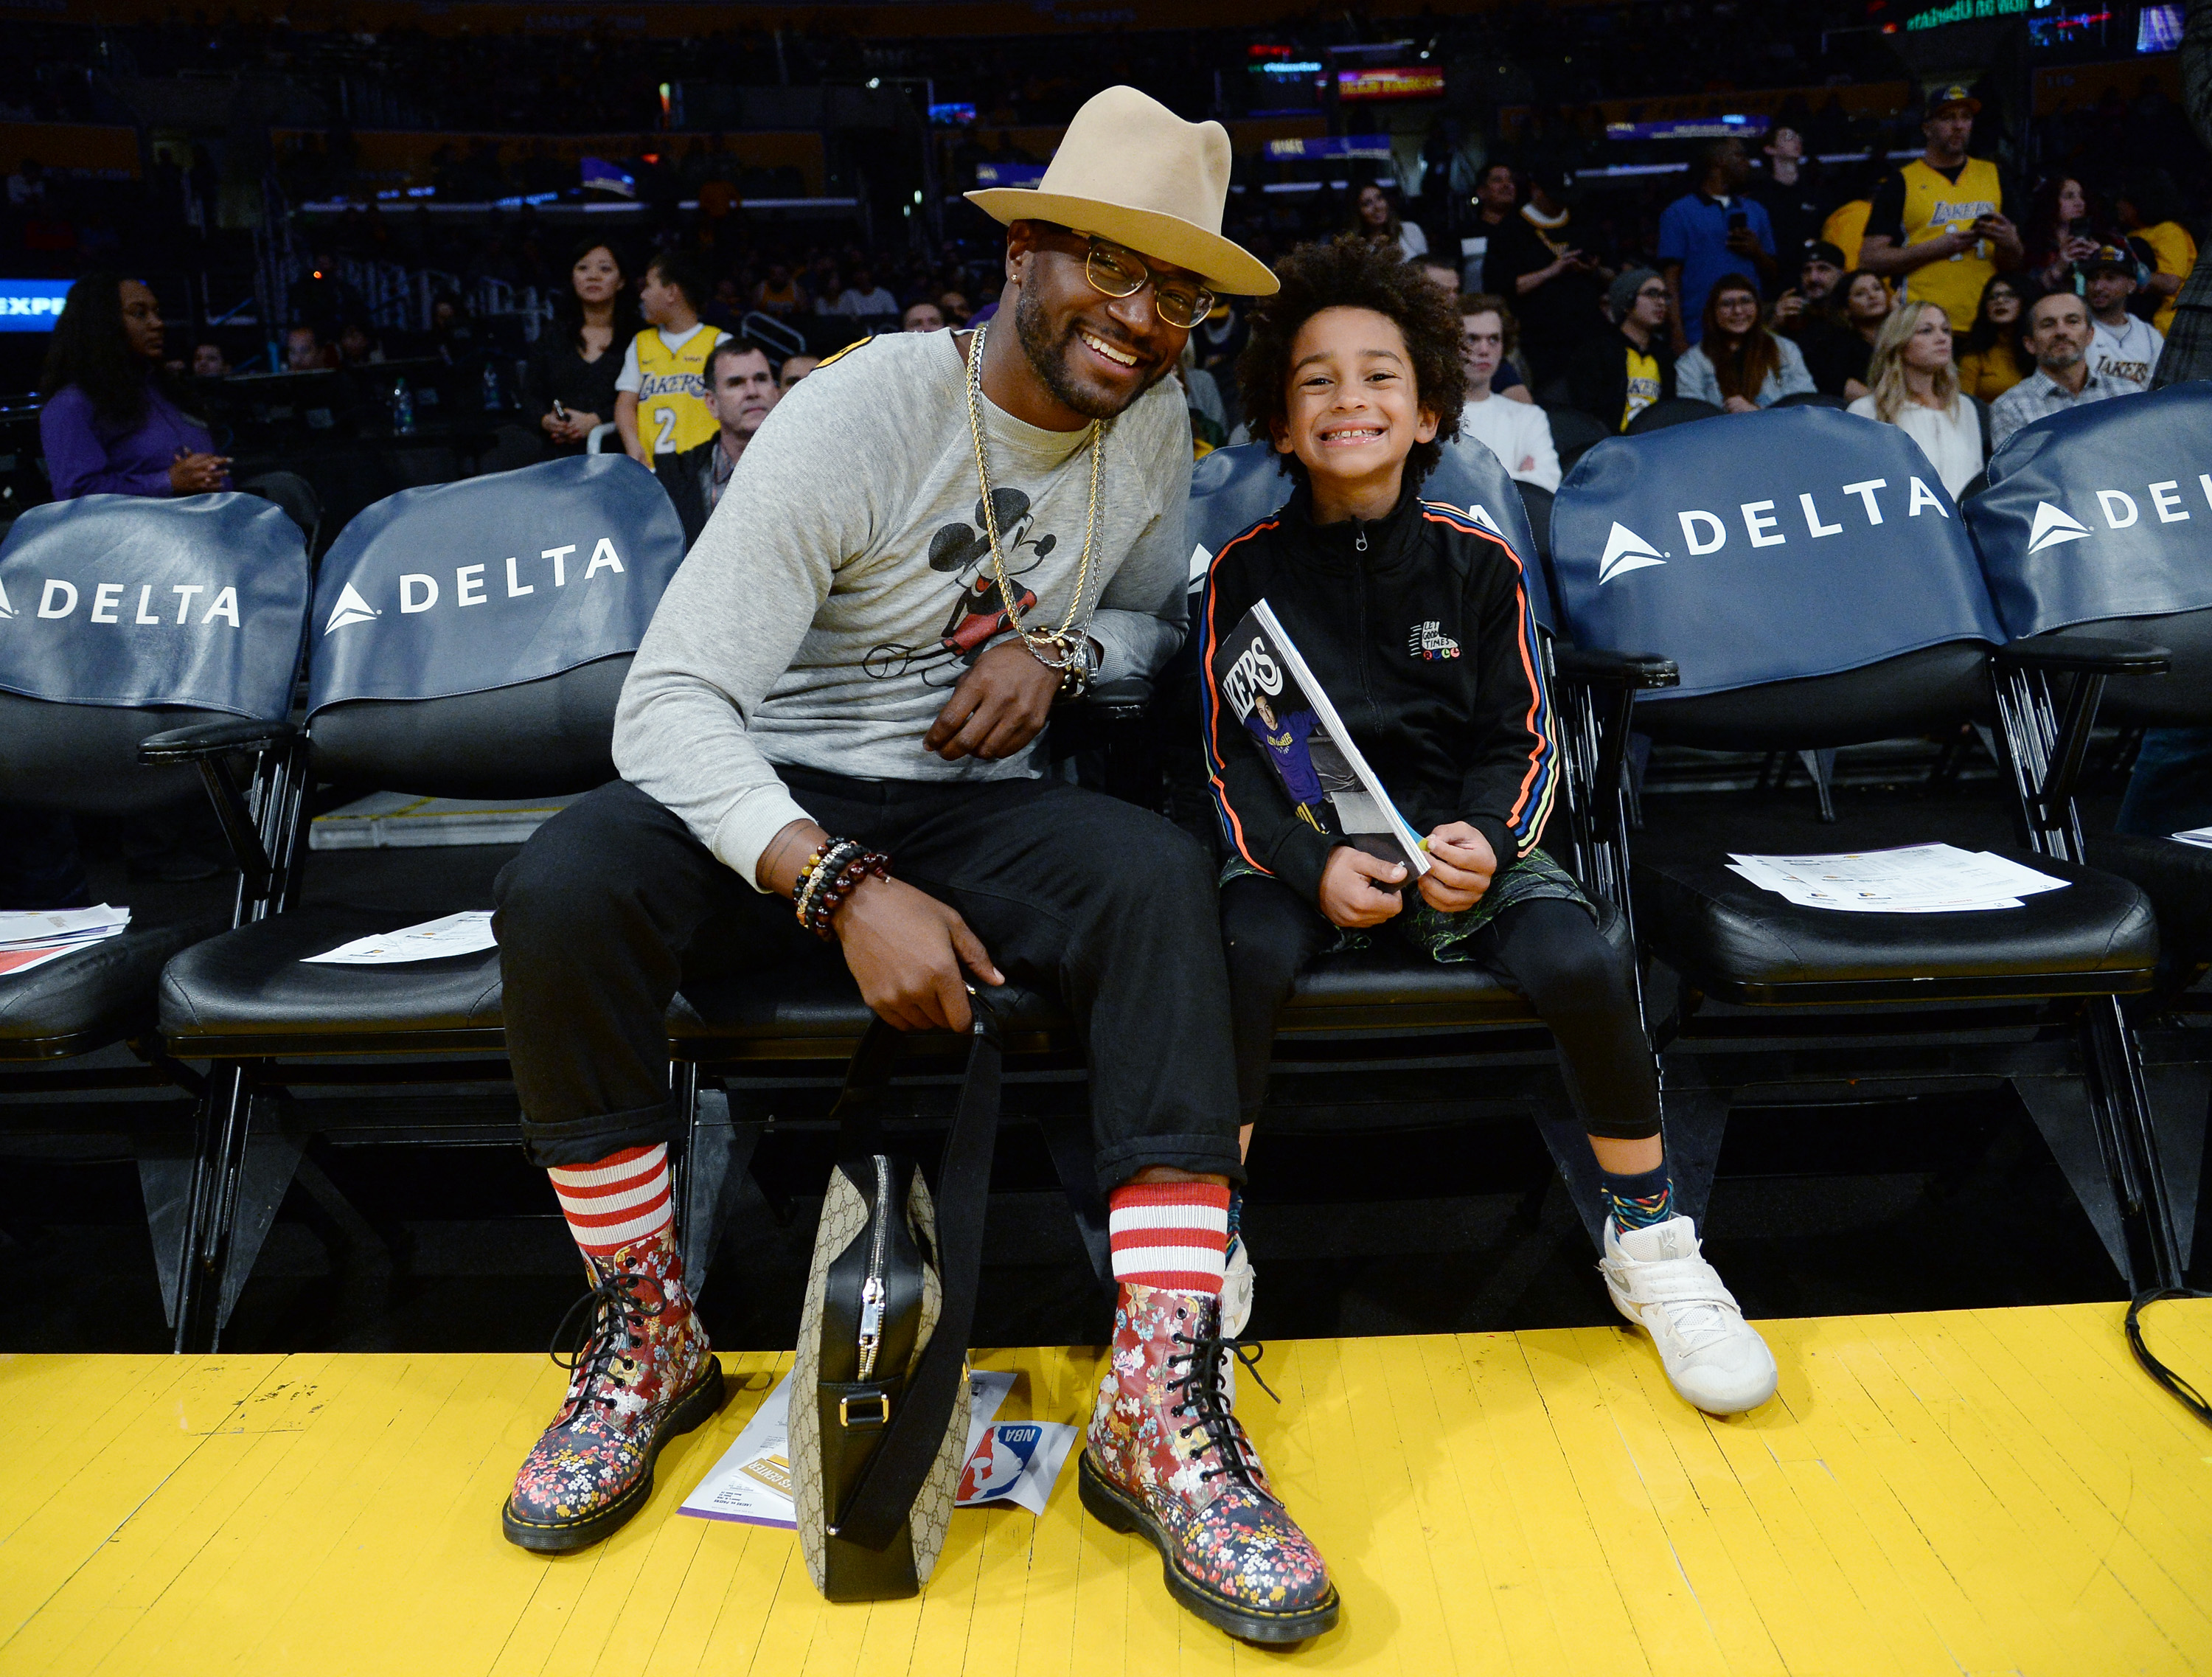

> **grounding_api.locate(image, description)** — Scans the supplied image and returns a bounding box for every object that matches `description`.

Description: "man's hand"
[1318,846,1406,928]
[1724,226,1762,259]
[1419,822,1498,913]
[923,639,1062,762]
[835,873,1003,1034]
[1771,288,1804,327]
[1975,212,2022,258]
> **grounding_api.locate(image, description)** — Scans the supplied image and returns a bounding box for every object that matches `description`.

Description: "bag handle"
[822,991,1004,1550]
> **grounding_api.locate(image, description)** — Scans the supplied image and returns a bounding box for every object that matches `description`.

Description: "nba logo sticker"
[958,1423,1043,1504]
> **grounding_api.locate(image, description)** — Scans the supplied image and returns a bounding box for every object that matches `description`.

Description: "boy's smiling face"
[1273,306,1439,513]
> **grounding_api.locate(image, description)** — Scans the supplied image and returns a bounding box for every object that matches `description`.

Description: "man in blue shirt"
[1656,137,1777,348]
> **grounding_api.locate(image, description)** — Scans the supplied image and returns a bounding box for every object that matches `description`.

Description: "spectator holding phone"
[1956,274,2032,402]
[527,240,640,456]
[1657,138,1776,350]
[2114,173,2195,337]
[1857,85,2022,333]
[2024,176,2105,294]
[1481,165,1607,385]
[39,271,230,500]
[1846,299,1985,497]
[1674,275,1815,412]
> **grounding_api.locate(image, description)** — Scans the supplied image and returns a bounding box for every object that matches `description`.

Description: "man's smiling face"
[1006,221,1193,421]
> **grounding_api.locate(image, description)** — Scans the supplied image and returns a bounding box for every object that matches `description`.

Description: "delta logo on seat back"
[305,455,685,715]
[0,493,310,720]
[1964,383,2212,639]
[1552,407,2003,699]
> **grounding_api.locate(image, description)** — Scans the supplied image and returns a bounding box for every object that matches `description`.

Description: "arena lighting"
[1337,66,1445,100]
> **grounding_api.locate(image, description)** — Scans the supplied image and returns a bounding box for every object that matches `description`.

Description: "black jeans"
[1220,874,1662,1140]
[493,771,1245,1184]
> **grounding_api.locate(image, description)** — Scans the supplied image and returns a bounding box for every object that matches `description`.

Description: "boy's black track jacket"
[1200,477,1559,903]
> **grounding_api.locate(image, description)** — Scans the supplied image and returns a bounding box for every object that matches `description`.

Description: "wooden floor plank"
[3,1303,2208,1676]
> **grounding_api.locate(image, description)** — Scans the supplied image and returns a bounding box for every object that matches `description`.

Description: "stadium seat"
[1555,405,2180,1291]
[0,492,312,1331]
[1770,391,1850,411]
[1624,397,1724,435]
[151,456,687,1349]
[1541,405,1613,472]
[1965,381,2212,1273]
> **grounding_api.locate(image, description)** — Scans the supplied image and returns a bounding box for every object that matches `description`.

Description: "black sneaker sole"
[501,1354,728,1555]
[1078,1450,1340,1645]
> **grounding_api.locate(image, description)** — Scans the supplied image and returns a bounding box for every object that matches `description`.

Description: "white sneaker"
[1217,1230,1254,1402]
[1600,1215,1778,1414]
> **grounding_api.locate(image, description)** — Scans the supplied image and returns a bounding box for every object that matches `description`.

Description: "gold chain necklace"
[963,322,1105,670]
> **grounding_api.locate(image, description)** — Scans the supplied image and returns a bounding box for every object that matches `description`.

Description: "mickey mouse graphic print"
[613,330,1194,888]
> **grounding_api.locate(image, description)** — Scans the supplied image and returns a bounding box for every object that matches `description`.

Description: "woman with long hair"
[38,272,230,499]
[1846,299,1984,496]
[1830,268,1893,400]
[1674,275,1815,412]
[2024,175,2104,291]
[1349,181,1429,263]
[524,238,639,454]
[1956,273,2032,401]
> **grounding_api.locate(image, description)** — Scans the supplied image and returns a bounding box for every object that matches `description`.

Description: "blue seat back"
[1189,439,1555,631]
[1965,383,2212,723]
[303,456,685,796]
[1966,382,2212,638]
[0,493,310,811]
[1552,407,2003,711]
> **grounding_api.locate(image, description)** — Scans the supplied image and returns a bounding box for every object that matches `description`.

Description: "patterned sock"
[548,1143,674,1261]
[1109,1181,1231,1296]
[1601,1161,1674,1233]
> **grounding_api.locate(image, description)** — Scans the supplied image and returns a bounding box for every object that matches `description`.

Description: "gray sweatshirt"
[613,329,1192,888]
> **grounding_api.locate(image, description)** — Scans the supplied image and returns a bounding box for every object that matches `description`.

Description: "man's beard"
[1013,284,1164,421]
[2039,344,2085,374]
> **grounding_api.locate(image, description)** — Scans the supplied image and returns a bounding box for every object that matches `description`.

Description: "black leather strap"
[822,996,1004,1550]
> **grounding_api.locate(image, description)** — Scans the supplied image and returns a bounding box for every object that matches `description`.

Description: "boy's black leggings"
[1220,873,1662,1140]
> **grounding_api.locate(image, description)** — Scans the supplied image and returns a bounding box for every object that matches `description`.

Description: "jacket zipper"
[855,1155,890,1382]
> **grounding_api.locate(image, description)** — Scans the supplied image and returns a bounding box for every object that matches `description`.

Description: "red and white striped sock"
[548,1144,673,1262]
[1108,1181,1231,1296]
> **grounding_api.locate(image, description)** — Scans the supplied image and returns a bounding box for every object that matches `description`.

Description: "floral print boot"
[1079,1282,1338,1643]
[501,1226,726,1553]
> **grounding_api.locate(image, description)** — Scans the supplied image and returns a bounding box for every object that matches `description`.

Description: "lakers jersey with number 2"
[633,327,723,459]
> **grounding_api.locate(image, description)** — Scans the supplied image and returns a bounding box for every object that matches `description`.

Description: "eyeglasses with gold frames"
[1040,229,1216,329]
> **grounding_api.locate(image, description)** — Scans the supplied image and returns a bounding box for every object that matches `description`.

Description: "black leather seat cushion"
[159,905,505,1054]
[160,893,1627,1060]
[1635,850,2157,1003]
[2087,833,2212,941]
[1,919,221,1058]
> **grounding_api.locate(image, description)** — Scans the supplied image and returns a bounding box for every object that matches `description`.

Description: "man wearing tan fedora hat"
[490,87,1339,1643]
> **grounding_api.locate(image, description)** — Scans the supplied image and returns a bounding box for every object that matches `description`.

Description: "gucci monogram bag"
[792,999,1003,1601]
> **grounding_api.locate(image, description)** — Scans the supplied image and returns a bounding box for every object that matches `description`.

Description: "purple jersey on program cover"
[1243,706,1324,813]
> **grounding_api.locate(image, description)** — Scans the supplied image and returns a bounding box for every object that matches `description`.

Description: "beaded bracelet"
[793,838,859,930]
[804,847,891,941]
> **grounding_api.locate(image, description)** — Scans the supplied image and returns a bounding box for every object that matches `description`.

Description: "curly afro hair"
[1237,235,1466,489]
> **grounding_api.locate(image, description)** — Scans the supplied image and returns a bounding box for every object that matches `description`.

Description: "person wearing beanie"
[1568,265,1677,431]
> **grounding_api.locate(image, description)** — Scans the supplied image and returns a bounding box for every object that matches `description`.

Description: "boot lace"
[1166,1324,1279,1493]
[549,1271,666,1412]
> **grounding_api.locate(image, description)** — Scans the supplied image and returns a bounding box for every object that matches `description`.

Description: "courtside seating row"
[0,386,2202,1350]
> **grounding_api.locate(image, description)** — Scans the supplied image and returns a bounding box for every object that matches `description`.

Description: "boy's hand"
[1420,822,1498,913]
[1318,846,1406,928]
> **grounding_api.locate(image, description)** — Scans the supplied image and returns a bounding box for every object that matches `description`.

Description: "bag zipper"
[855,1154,891,1382]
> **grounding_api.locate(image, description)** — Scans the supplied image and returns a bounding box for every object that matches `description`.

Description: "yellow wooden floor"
[4,1302,2210,1676]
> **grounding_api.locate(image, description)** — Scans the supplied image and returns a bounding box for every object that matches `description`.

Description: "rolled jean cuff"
[1096,1131,1247,1191]
[521,1097,682,1170]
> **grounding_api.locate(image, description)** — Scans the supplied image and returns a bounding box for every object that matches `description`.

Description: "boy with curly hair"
[1200,237,1775,1414]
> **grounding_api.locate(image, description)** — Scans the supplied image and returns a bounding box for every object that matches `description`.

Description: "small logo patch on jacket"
[1408,619,1461,660]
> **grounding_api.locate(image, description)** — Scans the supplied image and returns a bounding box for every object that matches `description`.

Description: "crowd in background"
[6,5,2210,537]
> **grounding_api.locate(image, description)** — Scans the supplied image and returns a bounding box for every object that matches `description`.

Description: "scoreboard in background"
[1336,66,1445,101]
[0,280,71,332]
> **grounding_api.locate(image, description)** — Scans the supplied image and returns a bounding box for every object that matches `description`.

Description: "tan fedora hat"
[965,86,1278,298]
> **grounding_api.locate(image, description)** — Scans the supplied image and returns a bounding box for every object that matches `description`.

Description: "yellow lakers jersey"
[633,326,725,458]
[1898,156,2002,332]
